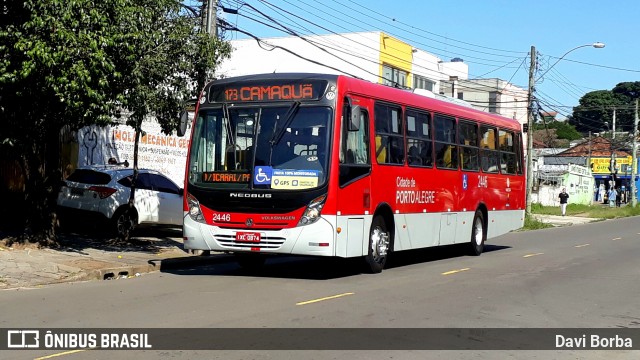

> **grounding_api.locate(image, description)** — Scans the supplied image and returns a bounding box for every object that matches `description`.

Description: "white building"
[217,31,468,95]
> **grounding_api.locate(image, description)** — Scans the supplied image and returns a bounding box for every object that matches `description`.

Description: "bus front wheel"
[468,210,486,256]
[364,216,390,273]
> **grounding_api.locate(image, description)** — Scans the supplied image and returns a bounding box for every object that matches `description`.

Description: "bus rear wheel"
[468,210,486,256]
[364,216,390,273]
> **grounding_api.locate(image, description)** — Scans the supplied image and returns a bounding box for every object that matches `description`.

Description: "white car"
[57,165,184,238]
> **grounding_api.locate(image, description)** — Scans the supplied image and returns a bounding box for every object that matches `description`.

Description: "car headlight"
[187,193,205,223]
[297,194,326,226]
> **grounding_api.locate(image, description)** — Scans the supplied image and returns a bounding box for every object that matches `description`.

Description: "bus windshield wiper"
[223,103,235,147]
[269,101,301,147]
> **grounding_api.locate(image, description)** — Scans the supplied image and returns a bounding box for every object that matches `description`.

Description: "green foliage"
[570,82,640,134]
[0,0,231,243]
[522,214,554,230]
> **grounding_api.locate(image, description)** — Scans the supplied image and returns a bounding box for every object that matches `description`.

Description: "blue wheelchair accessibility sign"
[254,166,272,185]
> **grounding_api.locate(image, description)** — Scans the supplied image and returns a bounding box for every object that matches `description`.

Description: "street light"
[525,42,605,214]
[535,42,605,82]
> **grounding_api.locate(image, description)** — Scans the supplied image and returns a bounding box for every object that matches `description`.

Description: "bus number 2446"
[213,213,231,222]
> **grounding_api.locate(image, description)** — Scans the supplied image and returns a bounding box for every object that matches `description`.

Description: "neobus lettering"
[396,190,435,204]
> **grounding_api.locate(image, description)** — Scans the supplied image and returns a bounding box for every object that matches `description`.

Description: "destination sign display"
[208,80,328,103]
[202,171,251,183]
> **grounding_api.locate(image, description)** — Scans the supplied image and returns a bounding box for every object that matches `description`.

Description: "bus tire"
[235,253,266,270]
[364,215,391,273]
[468,209,486,256]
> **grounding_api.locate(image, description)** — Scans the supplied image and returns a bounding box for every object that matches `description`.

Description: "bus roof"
[205,73,523,132]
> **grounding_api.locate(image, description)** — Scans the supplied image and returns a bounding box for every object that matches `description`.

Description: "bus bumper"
[182,214,337,257]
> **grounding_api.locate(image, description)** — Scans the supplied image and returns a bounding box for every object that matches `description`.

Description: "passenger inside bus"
[408,146,422,165]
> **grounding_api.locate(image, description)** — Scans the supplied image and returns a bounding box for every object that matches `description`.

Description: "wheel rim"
[117,212,133,237]
[473,216,484,246]
[370,226,390,264]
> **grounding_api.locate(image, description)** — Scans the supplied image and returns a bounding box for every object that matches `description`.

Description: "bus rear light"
[298,194,327,226]
[88,186,117,199]
[186,193,205,223]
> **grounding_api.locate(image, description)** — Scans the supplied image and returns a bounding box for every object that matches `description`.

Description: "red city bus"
[179,73,525,273]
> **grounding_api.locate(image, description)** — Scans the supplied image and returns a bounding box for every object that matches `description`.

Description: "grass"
[520,202,640,231]
[523,214,554,230]
[530,202,640,219]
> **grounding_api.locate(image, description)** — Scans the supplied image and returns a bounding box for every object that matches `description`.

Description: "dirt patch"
[60,259,120,270]
[0,238,41,250]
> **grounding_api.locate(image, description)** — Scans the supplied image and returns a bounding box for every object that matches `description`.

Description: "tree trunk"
[20,141,60,246]
[120,122,141,241]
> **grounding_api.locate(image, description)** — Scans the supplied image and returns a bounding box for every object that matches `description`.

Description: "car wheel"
[468,210,486,256]
[113,206,137,240]
[364,215,391,273]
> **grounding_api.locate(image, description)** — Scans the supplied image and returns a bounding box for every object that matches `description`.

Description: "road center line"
[35,349,88,360]
[523,252,544,258]
[296,292,354,306]
[575,244,590,248]
[612,237,622,241]
[442,268,470,275]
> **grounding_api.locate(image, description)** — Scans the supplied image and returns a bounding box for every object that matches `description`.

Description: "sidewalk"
[533,214,601,227]
[0,228,233,290]
[0,214,602,290]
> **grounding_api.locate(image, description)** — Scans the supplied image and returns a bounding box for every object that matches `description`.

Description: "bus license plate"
[236,232,261,243]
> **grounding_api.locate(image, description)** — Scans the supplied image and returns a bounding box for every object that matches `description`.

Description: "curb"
[152,253,236,271]
[69,253,237,283]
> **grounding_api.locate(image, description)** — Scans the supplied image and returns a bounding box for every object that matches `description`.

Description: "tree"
[0,0,231,244]
[570,82,640,134]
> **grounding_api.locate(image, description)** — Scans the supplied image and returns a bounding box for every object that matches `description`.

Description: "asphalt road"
[2,217,640,360]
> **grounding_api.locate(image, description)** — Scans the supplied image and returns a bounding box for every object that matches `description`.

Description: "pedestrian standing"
[608,187,617,208]
[558,188,569,216]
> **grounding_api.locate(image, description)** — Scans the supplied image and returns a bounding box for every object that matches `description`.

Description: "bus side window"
[434,114,458,169]
[374,102,403,165]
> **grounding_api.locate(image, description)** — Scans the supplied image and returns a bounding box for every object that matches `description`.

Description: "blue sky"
[219,0,639,119]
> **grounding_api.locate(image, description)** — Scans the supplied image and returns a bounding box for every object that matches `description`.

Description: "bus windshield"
[188,105,332,190]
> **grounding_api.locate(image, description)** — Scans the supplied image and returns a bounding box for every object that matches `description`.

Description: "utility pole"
[632,99,638,207]
[587,131,591,168]
[610,107,617,189]
[525,46,536,214]
[205,0,217,37]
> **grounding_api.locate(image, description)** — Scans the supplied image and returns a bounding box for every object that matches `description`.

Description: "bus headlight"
[187,193,205,223]
[298,194,326,226]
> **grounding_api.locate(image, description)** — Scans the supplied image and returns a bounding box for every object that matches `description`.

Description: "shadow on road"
[54,225,183,255]
[159,243,511,281]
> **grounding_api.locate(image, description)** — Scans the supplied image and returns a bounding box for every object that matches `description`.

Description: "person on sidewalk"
[608,187,618,208]
[559,188,569,216]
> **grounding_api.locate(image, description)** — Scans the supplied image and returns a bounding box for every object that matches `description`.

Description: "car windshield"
[188,105,332,190]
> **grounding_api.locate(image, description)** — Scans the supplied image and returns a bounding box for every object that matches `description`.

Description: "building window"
[382,65,407,88]
[413,75,435,91]
[488,91,498,113]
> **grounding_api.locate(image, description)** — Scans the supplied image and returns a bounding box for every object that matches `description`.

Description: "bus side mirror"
[348,105,360,132]
[177,111,189,137]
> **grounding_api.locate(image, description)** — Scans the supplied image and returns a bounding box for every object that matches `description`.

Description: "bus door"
[336,97,372,258]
